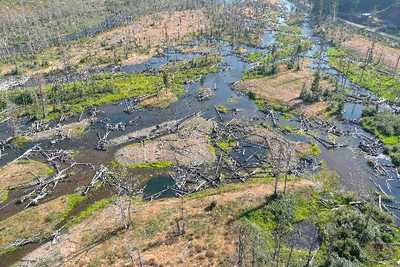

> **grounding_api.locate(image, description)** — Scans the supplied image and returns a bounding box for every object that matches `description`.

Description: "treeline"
[309,0,399,21]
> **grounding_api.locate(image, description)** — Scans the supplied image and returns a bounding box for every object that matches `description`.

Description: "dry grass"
[342,36,400,69]
[0,196,68,246]
[20,179,314,266]
[0,9,208,76]
[319,23,400,70]
[0,160,53,203]
[139,90,178,109]
[236,63,331,117]
[115,117,216,166]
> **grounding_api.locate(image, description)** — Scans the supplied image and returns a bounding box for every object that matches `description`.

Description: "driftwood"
[128,113,199,143]
[122,93,158,113]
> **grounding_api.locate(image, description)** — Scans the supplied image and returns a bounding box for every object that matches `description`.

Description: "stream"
[0,0,399,264]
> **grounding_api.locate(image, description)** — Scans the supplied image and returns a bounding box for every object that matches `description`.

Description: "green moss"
[216,139,235,152]
[207,145,217,156]
[126,161,175,169]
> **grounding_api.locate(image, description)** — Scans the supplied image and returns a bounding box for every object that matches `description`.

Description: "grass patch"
[68,196,116,226]
[8,55,221,121]
[246,51,263,62]
[126,161,175,169]
[216,139,236,152]
[216,104,230,113]
[0,190,9,204]
[10,135,30,147]
[327,47,400,103]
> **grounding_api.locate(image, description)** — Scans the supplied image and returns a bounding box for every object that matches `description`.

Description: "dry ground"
[235,64,331,117]
[0,196,69,246]
[115,117,216,167]
[139,90,178,109]
[19,179,314,267]
[319,23,400,70]
[342,36,400,69]
[0,160,53,203]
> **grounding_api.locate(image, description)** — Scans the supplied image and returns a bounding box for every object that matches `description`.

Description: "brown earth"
[19,179,314,266]
[139,90,178,109]
[235,64,331,117]
[115,117,216,167]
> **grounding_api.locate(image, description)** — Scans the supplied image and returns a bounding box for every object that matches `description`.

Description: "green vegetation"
[68,196,117,226]
[246,51,263,62]
[0,190,9,204]
[297,143,321,158]
[10,135,30,148]
[216,104,230,113]
[361,110,400,167]
[63,194,87,219]
[216,139,236,153]
[244,188,400,266]
[0,97,7,111]
[243,20,313,80]
[327,48,400,103]
[126,161,175,169]
[5,55,221,121]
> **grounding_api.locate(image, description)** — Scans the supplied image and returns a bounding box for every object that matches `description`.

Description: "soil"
[19,179,314,266]
[114,117,216,166]
[139,90,178,109]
